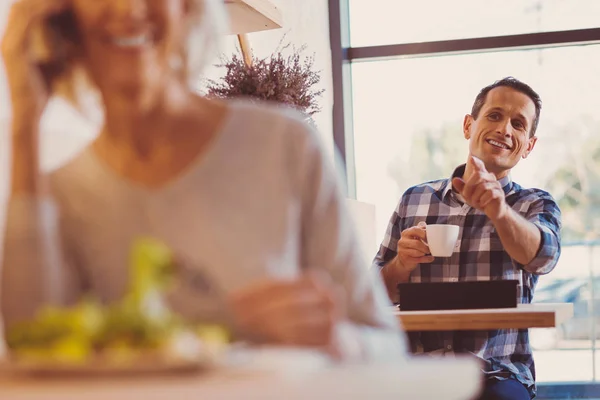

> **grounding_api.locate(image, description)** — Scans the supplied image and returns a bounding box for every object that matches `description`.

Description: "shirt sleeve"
[518,191,562,275]
[289,115,408,361]
[372,196,406,270]
[1,195,84,329]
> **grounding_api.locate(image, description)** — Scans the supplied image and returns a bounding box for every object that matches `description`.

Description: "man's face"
[463,86,538,178]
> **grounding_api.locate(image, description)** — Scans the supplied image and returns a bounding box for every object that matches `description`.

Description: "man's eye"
[513,120,524,129]
[487,113,500,120]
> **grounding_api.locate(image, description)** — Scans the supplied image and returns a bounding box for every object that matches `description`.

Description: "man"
[374,77,561,399]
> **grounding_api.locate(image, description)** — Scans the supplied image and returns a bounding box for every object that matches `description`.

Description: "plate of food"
[1,238,230,378]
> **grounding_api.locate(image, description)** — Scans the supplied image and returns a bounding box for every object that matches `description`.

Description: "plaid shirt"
[373,164,561,394]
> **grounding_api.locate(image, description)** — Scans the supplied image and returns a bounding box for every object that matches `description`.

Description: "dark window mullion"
[329,0,357,198]
[348,28,600,62]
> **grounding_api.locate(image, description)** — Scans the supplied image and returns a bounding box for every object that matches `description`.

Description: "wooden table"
[396,303,574,331]
[0,348,482,400]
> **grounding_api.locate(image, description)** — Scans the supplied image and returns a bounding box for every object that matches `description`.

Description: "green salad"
[5,238,229,364]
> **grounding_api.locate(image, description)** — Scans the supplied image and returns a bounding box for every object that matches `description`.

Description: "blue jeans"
[477,377,533,400]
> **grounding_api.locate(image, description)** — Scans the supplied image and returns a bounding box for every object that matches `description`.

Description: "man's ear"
[522,136,538,159]
[463,114,473,140]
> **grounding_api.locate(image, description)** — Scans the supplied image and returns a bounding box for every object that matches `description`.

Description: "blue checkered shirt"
[373,164,562,394]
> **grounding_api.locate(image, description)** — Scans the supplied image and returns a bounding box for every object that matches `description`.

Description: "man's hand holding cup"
[393,222,461,273]
[394,222,435,275]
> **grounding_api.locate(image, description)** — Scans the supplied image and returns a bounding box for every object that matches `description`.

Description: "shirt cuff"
[517,223,560,275]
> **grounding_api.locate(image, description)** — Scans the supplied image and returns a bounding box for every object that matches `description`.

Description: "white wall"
[345,198,377,258]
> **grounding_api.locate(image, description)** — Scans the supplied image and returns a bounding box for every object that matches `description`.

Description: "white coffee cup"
[422,224,460,257]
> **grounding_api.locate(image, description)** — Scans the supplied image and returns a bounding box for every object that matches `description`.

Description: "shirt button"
[450,278,458,282]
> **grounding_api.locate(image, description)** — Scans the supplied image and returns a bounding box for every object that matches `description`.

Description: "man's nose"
[496,118,513,137]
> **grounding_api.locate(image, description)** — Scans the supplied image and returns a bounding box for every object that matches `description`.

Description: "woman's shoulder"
[222,99,316,138]
[218,99,327,163]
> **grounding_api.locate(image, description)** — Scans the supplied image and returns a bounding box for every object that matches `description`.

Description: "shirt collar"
[442,164,514,201]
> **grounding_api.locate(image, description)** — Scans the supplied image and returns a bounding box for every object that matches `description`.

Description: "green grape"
[103,339,138,364]
[195,325,231,345]
[49,334,92,364]
[35,300,104,340]
[7,310,70,350]
[11,348,48,362]
[96,299,175,350]
[70,299,104,337]
[129,237,176,303]
[6,321,42,349]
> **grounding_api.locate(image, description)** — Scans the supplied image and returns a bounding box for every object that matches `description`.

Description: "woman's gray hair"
[184,0,229,86]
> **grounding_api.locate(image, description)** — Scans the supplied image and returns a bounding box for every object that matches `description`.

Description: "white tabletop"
[0,348,482,400]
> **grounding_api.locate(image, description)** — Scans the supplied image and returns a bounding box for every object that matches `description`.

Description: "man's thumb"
[470,155,486,171]
[452,177,465,193]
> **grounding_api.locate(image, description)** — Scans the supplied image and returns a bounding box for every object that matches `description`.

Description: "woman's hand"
[228,272,347,351]
[2,0,69,131]
[3,0,69,194]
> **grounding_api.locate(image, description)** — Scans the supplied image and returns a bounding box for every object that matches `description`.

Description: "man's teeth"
[488,139,509,149]
[113,35,150,47]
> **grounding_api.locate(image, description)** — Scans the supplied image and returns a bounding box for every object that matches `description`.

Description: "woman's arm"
[294,118,408,361]
[1,0,83,330]
[1,134,83,329]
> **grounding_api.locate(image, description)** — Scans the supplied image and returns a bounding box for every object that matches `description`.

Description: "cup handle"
[419,238,431,255]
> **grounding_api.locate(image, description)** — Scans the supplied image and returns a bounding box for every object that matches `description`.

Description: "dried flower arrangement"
[205,42,325,125]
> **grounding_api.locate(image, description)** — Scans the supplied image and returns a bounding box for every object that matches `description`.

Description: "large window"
[349,0,600,46]
[330,0,600,393]
[352,45,600,245]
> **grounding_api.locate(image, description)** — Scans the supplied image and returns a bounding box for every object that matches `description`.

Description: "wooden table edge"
[394,303,573,331]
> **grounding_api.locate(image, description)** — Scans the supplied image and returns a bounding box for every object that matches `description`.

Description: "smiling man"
[375,77,562,399]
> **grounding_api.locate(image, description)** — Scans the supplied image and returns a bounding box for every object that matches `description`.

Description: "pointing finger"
[469,156,487,172]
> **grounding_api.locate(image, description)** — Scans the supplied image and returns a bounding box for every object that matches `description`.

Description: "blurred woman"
[0,0,405,359]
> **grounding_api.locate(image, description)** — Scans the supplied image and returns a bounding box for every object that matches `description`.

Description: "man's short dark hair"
[470,77,542,137]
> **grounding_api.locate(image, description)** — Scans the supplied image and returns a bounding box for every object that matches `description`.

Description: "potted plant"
[205,41,324,126]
